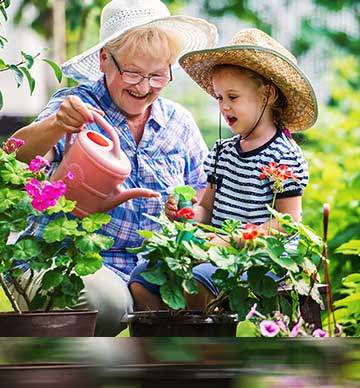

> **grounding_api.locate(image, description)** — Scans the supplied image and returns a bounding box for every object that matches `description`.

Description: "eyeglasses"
[109,53,172,88]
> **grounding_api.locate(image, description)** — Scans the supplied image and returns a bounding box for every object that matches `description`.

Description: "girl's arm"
[193,183,216,224]
[259,195,302,235]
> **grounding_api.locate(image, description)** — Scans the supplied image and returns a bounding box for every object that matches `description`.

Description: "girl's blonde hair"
[212,65,287,128]
[104,26,183,64]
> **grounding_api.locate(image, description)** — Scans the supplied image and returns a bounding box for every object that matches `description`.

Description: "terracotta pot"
[126,311,238,337]
[0,310,97,336]
[0,364,98,388]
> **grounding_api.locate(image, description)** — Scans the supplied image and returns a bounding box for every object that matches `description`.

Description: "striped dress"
[204,129,309,228]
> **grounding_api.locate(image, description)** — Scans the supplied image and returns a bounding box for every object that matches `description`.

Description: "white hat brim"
[62,15,218,84]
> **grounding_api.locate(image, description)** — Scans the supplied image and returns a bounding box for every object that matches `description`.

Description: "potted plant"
[125,179,326,337]
[0,138,114,336]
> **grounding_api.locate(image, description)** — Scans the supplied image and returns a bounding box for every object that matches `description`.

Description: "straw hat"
[180,28,318,131]
[61,0,218,84]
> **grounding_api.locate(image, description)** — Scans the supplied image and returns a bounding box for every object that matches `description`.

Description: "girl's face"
[212,67,270,137]
[100,49,170,119]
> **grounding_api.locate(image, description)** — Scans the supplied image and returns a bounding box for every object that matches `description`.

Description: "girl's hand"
[54,95,104,135]
[165,195,178,221]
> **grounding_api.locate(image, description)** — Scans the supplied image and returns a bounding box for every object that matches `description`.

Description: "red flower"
[175,207,195,220]
[259,161,297,193]
[242,223,260,240]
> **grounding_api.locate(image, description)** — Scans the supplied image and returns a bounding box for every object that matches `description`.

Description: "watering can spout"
[113,186,160,206]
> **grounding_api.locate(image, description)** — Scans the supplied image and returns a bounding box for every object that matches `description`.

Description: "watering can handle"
[63,111,122,159]
[91,111,121,159]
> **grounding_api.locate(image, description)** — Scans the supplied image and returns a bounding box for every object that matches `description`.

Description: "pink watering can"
[51,111,160,218]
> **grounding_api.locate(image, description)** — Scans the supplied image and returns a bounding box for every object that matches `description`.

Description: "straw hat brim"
[180,45,318,132]
[61,15,218,84]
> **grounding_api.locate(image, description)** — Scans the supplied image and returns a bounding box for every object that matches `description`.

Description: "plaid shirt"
[25,77,208,282]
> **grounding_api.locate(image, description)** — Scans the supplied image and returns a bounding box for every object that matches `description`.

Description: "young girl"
[129,28,318,310]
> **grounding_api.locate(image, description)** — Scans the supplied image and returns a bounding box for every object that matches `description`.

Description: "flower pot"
[0,363,98,388]
[0,310,97,336]
[125,311,238,337]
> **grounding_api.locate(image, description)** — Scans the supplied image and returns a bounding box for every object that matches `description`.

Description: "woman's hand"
[54,95,104,135]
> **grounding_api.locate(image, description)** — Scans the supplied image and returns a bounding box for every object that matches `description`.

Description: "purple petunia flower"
[312,328,329,337]
[245,303,258,320]
[259,320,280,337]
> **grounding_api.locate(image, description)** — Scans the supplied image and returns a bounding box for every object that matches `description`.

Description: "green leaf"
[335,240,360,256]
[29,257,52,271]
[237,320,259,337]
[42,269,64,290]
[0,90,3,111]
[208,246,237,270]
[182,278,199,295]
[46,196,76,214]
[247,266,278,297]
[74,253,103,276]
[30,294,47,310]
[0,5,8,21]
[21,51,34,69]
[265,237,299,272]
[12,238,42,260]
[298,224,323,247]
[228,286,249,316]
[141,265,167,286]
[81,213,111,232]
[160,280,186,310]
[293,279,324,307]
[137,230,155,239]
[42,59,63,83]
[342,273,360,287]
[165,256,191,277]
[0,35,7,49]
[9,64,24,87]
[75,233,114,253]
[19,66,35,95]
[43,218,80,243]
[182,240,208,261]
[61,274,84,297]
[173,185,197,201]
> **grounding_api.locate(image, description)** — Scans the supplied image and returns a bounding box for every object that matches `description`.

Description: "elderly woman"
[12,0,218,336]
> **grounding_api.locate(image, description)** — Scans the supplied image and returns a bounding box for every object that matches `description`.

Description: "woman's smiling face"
[100,48,171,119]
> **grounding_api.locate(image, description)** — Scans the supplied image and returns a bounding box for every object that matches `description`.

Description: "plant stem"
[206,290,228,313]
[12,277,31,309]
[0,53,41,73]
[0,274,22,313]
[268,193,277,235]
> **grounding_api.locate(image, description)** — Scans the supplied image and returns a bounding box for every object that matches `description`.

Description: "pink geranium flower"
[29,156,50,172]
[2,138,25,154]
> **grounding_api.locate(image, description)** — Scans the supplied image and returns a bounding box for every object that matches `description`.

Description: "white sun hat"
[61,0,218,84]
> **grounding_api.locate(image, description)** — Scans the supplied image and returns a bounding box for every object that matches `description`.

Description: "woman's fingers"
[86,104,105,116]
[56,96,101,134]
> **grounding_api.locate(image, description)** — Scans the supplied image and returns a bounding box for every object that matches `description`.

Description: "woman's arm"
[12,96,102,163]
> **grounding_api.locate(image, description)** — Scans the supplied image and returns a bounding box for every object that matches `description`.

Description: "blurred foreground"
[0,338,359,387]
